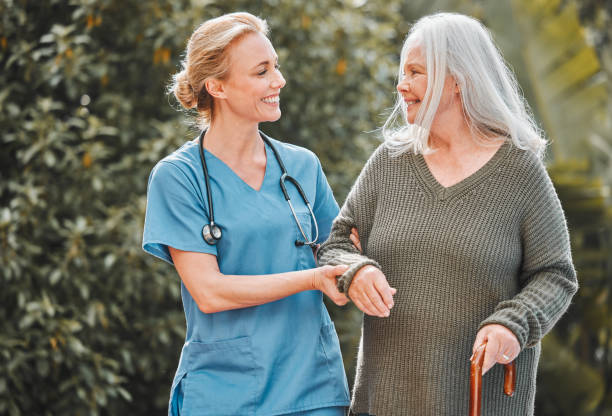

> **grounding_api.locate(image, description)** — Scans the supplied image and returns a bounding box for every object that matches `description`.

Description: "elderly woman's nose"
[397,79,410,93]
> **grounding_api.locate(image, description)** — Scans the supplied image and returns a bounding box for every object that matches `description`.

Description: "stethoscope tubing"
[198,131,216,227]
[198,129,318,248]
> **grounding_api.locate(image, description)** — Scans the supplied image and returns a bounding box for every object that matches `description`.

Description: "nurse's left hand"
[313,265,350,306]
[350,227,362,252]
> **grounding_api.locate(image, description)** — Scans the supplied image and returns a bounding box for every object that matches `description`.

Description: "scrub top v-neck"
[143,136,349,416]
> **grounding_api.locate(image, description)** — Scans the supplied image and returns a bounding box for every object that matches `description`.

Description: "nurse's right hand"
[313,265,350,306]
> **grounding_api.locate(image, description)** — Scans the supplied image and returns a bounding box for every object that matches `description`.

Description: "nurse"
[142,12,351,416]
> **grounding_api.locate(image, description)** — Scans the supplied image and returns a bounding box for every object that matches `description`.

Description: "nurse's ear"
[205,78,227,100]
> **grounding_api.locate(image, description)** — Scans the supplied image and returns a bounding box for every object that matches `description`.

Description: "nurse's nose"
[271,69,286,89]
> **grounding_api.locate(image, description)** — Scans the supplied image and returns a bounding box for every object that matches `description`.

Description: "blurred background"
[1,0,611,414]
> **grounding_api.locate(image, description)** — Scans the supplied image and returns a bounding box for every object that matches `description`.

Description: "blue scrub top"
[142,135,349,416]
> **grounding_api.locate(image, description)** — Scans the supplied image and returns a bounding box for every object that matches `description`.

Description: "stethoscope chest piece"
[202,223,222,245]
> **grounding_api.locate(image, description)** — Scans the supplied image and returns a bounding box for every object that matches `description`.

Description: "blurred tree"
[497,0,612,414]
[0,0,197,414]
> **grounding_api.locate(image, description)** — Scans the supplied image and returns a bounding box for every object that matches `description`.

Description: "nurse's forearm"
[169,248,347,313]
[201,270,317,313]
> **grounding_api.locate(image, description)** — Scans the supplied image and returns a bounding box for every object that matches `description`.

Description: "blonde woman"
[143,13,351,416]
[318,13,578,415]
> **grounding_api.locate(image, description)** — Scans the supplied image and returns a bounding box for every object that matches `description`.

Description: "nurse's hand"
[350,227,362,252]
[313,265,350,306]
[349,265,396,318]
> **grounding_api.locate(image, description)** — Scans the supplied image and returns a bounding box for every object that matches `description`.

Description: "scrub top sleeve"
[142,160,217,265]
[312,156,340,242]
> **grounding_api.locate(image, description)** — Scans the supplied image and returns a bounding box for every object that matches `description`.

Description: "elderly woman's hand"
[472,324,520,374]
[348,265,396,318]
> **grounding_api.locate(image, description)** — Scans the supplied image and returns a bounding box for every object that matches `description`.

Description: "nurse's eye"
[257,69,267,76]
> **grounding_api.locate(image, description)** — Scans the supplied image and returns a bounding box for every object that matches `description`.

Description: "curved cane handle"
[469,343,516,416]
[504,360,516,397]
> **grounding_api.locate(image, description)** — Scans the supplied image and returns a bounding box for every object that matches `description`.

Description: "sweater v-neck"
[412,140,511,201]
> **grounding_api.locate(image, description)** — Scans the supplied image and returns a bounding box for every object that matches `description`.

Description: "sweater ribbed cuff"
[478,313,529,350]
[337,259,381,294]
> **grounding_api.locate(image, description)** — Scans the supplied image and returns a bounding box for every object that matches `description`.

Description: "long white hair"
[382,13,547,158]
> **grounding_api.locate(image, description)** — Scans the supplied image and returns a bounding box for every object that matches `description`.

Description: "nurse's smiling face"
[214,32,286,124]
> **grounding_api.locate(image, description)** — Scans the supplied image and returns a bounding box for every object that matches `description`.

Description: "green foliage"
[505,1,612,414]
[537,332,604,414]
[539,161,612,415]
[1,1,193,414]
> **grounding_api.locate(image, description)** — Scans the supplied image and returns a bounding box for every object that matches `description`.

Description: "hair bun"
[173,71,197,109]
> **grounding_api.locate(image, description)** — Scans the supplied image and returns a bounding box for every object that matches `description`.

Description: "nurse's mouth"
[261,95,280,105]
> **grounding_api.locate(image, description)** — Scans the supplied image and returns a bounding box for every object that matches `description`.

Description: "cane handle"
[469,343,516,416]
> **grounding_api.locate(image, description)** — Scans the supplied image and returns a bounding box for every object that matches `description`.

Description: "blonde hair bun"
[173,70,197,110]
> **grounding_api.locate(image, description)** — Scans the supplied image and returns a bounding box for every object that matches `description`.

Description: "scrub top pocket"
[179,336,261,416]
[318,323,350,402]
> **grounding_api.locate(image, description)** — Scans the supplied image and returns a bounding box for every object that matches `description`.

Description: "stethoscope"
[198,129,319,248]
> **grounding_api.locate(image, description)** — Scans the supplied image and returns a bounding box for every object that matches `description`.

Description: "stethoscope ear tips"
[295,240,304,247]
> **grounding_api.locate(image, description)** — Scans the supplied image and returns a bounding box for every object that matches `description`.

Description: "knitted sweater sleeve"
[316,145,384,294]
[479,158,578,349]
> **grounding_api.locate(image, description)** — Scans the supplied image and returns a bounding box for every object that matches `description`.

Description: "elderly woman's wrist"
[336,259,381,294]
[479,316,527,350]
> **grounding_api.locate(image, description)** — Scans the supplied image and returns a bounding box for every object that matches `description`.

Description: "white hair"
[382,12,547,158]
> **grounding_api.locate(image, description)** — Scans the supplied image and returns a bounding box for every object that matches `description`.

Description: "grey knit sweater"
[317,141,578,416]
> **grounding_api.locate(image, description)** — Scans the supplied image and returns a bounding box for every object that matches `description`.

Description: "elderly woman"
[318,12,578,416]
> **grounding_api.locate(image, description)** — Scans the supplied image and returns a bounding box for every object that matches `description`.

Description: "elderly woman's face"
[397,46,459,126]
[397,47,427,124]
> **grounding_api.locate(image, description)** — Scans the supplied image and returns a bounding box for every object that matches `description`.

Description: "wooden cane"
[469,343,516,416]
